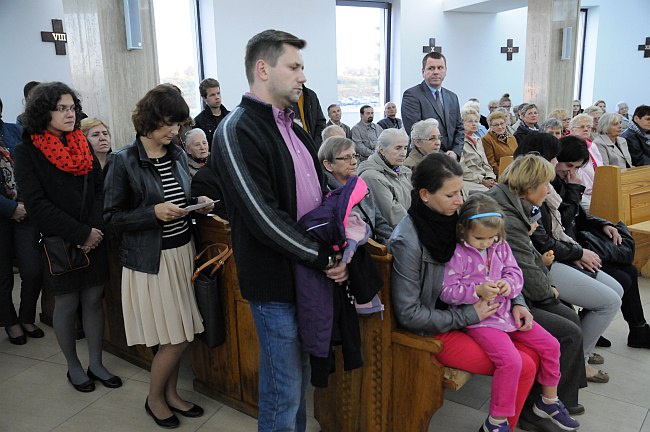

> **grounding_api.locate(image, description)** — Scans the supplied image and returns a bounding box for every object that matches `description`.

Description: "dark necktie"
[434,89,443,113]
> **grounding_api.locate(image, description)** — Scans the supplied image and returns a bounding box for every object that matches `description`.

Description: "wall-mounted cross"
[422,38,442,54]
[41,19,67,55]
[500,39,519,61]
[638,37,650,58]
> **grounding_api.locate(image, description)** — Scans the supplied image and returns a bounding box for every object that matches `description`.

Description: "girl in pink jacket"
[441,194,579,432]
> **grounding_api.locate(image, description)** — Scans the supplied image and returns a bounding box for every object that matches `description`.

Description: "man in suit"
[401,52,464,158]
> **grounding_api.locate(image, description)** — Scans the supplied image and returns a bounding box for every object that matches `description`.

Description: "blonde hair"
[547,109,568,121]
[583,106,603,117]
[487,110,508,125]
[569,113,594,129]
[80,117,109,136]
[461,108,479,121]
[500,154,554,196]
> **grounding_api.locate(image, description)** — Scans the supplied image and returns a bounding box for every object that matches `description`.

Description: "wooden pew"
[313,240,471,431]
[498,155,514,178]
[590,165,650,277]
[628,221,650,278]
[590,165,650,226]
[190,216,260,417]
[190,216,470,430]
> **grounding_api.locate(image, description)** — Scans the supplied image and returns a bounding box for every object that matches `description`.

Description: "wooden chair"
[498,155,514,178]
[313,239,471,431]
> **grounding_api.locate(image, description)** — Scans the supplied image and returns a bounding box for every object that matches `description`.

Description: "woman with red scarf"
[14,82,121,392]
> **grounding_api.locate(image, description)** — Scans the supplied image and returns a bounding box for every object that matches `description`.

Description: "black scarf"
[407,191,458,263]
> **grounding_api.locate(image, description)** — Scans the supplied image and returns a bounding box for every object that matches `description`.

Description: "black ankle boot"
[628,324,650,348]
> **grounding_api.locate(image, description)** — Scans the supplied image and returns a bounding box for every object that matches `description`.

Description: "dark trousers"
[0,217,43,326]
[527,302,586,407]
[602,264,646,327]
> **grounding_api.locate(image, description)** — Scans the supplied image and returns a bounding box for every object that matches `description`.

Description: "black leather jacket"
[103,137,195,274]
[531,177,612,264]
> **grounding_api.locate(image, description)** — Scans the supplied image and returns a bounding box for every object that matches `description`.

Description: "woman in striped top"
[104,84,214,429]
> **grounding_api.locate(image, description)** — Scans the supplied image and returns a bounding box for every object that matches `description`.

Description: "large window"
[573,8,587,100]
[152,0,202,117]
[335,1,391,125]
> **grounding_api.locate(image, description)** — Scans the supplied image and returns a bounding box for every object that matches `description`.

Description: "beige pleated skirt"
[121,241,204,347]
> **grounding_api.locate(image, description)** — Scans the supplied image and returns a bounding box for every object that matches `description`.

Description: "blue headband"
[469,212,503,220]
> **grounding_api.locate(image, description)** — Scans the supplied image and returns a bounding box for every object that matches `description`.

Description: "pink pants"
[436,330,540,430]
[467,322,561,417]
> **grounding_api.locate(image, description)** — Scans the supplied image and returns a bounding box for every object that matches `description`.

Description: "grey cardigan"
[388,215,526,336]
[487,183,555,303]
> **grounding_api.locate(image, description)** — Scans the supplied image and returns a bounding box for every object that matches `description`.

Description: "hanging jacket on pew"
[295,176,383,386]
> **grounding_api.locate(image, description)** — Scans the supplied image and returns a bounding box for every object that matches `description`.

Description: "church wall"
[0,0,73,123]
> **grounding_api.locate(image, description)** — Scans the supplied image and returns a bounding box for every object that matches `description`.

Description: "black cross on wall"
[422,38,442,54]
[500,39,519,61]
[41,19,67,55]
[638,37,650,58]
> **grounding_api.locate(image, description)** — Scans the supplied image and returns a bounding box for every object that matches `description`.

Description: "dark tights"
[53,284,112,384]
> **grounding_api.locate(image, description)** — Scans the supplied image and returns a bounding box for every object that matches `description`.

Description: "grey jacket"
[388,215,527,336]
[357,152,412,227]
[592,134,633,168]
[487,183,555,303]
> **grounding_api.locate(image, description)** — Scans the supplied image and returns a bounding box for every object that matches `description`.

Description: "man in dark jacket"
[193,78,229,145]
[290,84,326,146]
[211,30,346,432]
[621,104,650,166]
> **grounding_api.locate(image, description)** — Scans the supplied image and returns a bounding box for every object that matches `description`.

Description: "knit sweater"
[211,95,330,303]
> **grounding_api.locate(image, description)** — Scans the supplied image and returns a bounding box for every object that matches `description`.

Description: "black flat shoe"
[145,398,179,429]
[170,402,204,418]
[567,403,585,415]
[596,335,611,347]
[67,372,95,392]
[20,323,45,338]
[87,368,123,388]
[5,328,27,345]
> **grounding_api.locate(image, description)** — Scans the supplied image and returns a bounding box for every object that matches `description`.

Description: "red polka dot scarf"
[31,129,93,176]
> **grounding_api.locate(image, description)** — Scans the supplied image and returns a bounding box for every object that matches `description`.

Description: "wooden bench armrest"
[392,330,443,354]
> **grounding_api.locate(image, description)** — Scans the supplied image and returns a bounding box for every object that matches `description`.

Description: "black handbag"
[41,236,90,275]
[576,221,635,265]
[191,243,233,348]
[40,175,90,275]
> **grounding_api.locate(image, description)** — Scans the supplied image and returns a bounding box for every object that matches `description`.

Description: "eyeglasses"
[54,105,76,114]
[425,136,441,142]
[334,154,360,162]
[490,122,506,128]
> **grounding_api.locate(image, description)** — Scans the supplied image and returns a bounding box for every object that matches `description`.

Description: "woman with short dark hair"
[104,84,213,428]
[14,82,120,391]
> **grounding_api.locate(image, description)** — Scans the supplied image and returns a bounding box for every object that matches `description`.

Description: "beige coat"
[592,134,633,168]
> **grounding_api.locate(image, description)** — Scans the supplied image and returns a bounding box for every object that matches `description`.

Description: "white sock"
[489,416,507,425]
[542,395,559,405]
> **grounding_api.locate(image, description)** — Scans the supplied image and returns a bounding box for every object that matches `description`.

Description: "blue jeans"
[249,301,309,432]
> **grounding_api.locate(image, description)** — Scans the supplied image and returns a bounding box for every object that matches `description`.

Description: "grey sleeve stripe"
[219,110,320,259]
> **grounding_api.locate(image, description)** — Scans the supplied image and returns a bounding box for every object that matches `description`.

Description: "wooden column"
[523,0,580,118]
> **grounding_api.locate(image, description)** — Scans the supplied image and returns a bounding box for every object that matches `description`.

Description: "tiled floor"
[2,276,650,431]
